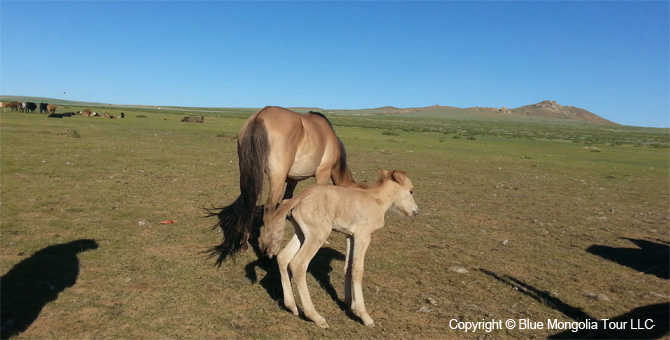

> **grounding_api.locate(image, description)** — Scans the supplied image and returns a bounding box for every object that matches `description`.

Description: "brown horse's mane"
[307,111,356,187]
[308,110,332,128]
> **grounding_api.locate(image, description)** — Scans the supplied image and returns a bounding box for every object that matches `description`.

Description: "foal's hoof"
[315,318,330,329]
[286,305,299,316]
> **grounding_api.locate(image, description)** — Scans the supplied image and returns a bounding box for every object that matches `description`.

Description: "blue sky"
[1,1,668,127]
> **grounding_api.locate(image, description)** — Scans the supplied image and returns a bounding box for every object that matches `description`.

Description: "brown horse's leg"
[261,170,291,257]
[344,236,353,307]
[283,180,298,201]
[314,166,332,185]
[265,171,289,218]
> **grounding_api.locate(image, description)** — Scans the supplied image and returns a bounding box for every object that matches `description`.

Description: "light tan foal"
[268,170,419,328]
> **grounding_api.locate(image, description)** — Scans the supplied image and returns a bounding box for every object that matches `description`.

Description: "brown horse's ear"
[391,170,407,185]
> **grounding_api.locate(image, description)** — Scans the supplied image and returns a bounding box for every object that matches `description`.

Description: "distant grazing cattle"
[120,112,125,118]
[39,103,48,114]
[81,109,92,116]
[2,102,21,111]
[47,104,57,114]
[25,102,37,113]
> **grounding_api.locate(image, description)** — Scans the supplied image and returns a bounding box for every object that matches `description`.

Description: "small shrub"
[382,131,399,136]
[649,143,669,149]
[216,132,237,140]
[58,128,81,138]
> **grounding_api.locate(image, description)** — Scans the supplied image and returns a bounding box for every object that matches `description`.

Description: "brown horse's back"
[248,106,343,182]
[211,106,356,261]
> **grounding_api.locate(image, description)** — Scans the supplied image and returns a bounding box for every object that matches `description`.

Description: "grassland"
[1,107,668,339]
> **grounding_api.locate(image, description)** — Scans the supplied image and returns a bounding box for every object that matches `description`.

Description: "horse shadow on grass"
[481,245,670,339]
[0,239,99,339]
[587,238,669,280]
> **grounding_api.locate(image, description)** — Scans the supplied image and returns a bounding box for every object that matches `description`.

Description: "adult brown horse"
[207,106,356,264]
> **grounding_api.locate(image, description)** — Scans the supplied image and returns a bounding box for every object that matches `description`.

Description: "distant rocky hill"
[508,100,617,125]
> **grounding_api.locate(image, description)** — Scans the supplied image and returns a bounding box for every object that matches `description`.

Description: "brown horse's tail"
[333,137,356,187]
[206,117,268,265]
[260,196,299,259]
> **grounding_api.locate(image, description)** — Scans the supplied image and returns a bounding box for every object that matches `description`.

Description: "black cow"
[25,102,37,113]
[39,103,48,114]
[47,113,63,118]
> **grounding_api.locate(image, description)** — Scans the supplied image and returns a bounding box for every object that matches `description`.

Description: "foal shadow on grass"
[481,269,669,339]
[207,205,352,319]
[0,239,99,339]
[244,232,348,309]
[240,207,349,314]
[587,238,669,280]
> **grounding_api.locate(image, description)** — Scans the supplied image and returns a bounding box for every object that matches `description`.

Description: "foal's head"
[379,170,419,217]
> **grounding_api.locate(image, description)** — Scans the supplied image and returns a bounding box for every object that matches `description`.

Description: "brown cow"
[47,104,57,114]
[2,102,21,111]
[81,109,92,116]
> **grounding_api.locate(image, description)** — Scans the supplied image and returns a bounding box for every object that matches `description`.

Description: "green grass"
[1,110,668,339]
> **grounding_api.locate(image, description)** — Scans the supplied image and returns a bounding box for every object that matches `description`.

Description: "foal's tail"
[260,196,299,259]
[207,116,268,265]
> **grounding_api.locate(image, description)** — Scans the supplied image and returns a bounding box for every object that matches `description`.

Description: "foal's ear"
[391,170,408,185]
[377,168,391,178]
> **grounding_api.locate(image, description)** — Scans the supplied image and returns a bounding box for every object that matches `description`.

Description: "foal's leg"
[277,233,301,316]
[350,234,374,326]
[290,217,331,328]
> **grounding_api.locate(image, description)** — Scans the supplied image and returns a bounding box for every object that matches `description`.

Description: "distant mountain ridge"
[0,95,617,125]
[327,101,617,125]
